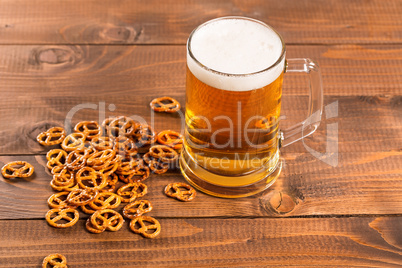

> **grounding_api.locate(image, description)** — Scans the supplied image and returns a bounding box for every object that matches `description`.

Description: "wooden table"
[1,0,401,267]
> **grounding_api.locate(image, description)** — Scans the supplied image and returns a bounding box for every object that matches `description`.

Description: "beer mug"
[180,17,323,198]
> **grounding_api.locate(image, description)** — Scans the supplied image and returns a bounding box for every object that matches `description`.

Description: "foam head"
[187,17,285,92]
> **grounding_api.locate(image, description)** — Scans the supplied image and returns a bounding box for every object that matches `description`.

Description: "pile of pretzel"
[39,115,192,238]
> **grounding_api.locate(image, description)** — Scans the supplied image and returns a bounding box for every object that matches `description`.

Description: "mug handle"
[280,58,324,147]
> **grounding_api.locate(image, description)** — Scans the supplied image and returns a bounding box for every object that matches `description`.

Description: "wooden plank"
[0,217,401,267]
[0,0,401,45]
[0,45,400,95]
[0,45,400,155]
[0,150,401,220]
[0,93,400,154]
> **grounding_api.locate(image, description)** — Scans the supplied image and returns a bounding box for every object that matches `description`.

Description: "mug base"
[179,147,282,198]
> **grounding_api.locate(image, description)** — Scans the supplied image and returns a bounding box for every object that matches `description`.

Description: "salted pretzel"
[117,165,150,183]
[113,136,138,156]
[100,173,119,193]
[65,148,89,171]
[156,130,183,150]
[143,152,169,174]
[123,200,152,219]
[42,253,67,268]
[37,127,66,146]
[67,188,99,206]
[116,156,144,175]
[86,149,116,166]
[45,208,79,228]
[51,168,75,187]
[46,149,67,170]
[107,116,138,138]
[74,121,102,140]
[96,160,120,177]
[1,161,34,179]
[86,213,122,233]
[147,160,169,174]
[129,216,161,238]
[85,218,105,233]
[90,209,124,232]
[89,192,121,210]
[150,96,181,113]
[132,124,156,146]
[117,182,148,203]
[90,153,122,172]
[164,182,196,202]
[76,167,107,190]
[80,202,97,214]
[61,133,87,152]
[47,192,76,209]
[91,136,113,151]
[149,145,178,163]
[50,179,78,192]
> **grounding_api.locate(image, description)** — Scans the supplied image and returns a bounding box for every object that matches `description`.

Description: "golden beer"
[180,17,286,197]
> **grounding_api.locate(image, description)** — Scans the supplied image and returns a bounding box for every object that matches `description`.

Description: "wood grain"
[1,0,401,266]
[0,0,401,45]
[0,45,400,155]
[0,217,401,267]
[0,94,400,155]
[0,150,401,220]
[0,44,401,96]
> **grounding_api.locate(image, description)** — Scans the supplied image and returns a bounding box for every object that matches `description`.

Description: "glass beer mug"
[179,17,323,198]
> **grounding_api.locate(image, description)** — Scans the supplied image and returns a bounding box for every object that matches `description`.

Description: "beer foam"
[187,18,285,91]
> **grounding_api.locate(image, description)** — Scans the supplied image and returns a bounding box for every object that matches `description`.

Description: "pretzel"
[91,136,113,151]
[150,96,181,113]
[90,209,124,232]
[147,160,169,174]
[116,156,144,175]
[117,166,150,184]
[74,121,102,140]
[37,127,66,146]
[76,167,107,190]
[117,182,148,203]
[129,216,161,238]
[107,116,138,138]
[85,217,105,233]
[46,208,79,228]
[42,253,67,268]
[90,153,122,172]
[101,117,116,129]
[164,182,196,202]
[61,133,87,152]
[156,130,183,150]
[46,149,67,170]
[51,168,75,187]
[86,149,116,166]
[50,179,78,192]
[97,160,120,176]
[80,203,95,215]
[67,188,99,206]
[48,192,76,209]
[149,145,178,163]
[132,124,155,146]
[100,173,119,193]
[143,152,169,174]
[113,136,138,157]
[89,192,121,210]
[1,161,34,179]
[123,200,152,219]
[65,148,89,171]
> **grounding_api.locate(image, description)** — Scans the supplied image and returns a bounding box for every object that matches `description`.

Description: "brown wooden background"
[0,0,401,267]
